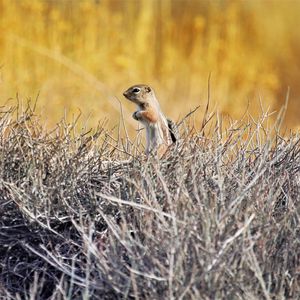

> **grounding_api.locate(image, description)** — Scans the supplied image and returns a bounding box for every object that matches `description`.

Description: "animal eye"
[132,87,141,94]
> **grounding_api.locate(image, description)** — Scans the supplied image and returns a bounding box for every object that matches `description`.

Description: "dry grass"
[0,99,299,299]
[1,0,300,129]
[1,1,300,298]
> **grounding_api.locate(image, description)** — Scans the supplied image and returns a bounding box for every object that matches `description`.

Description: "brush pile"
[0,103,299,299]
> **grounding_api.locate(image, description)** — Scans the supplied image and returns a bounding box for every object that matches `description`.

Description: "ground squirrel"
[123,84,177,156]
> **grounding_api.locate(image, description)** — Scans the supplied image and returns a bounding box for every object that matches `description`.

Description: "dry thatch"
[0,101,299,299]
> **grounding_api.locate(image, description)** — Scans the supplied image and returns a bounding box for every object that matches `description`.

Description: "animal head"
[123,84,153,107]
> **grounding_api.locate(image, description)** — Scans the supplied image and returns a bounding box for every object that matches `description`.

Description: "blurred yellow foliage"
[0,0,300,130]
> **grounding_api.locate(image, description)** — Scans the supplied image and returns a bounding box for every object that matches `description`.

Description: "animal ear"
[145,86,151,93]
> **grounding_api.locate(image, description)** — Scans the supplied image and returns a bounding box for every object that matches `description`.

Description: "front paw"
[132,111,141,121]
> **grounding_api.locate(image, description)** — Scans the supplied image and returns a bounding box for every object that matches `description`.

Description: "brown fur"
[138,109,159,123]
[123,84,174,156]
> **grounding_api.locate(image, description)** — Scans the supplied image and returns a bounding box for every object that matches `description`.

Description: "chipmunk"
[123,84,177,156]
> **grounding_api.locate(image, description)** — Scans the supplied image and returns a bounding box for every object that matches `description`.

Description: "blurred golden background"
[0,0,300,131]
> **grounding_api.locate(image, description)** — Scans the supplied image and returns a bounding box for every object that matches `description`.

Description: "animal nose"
[123,91,129,98]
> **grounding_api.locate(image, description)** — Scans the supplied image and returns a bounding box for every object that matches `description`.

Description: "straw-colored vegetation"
[0,101,299,299]
[1,0,300,130]
[1,1,300,299]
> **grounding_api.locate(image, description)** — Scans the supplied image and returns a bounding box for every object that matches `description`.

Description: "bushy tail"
[167,118,178,143]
